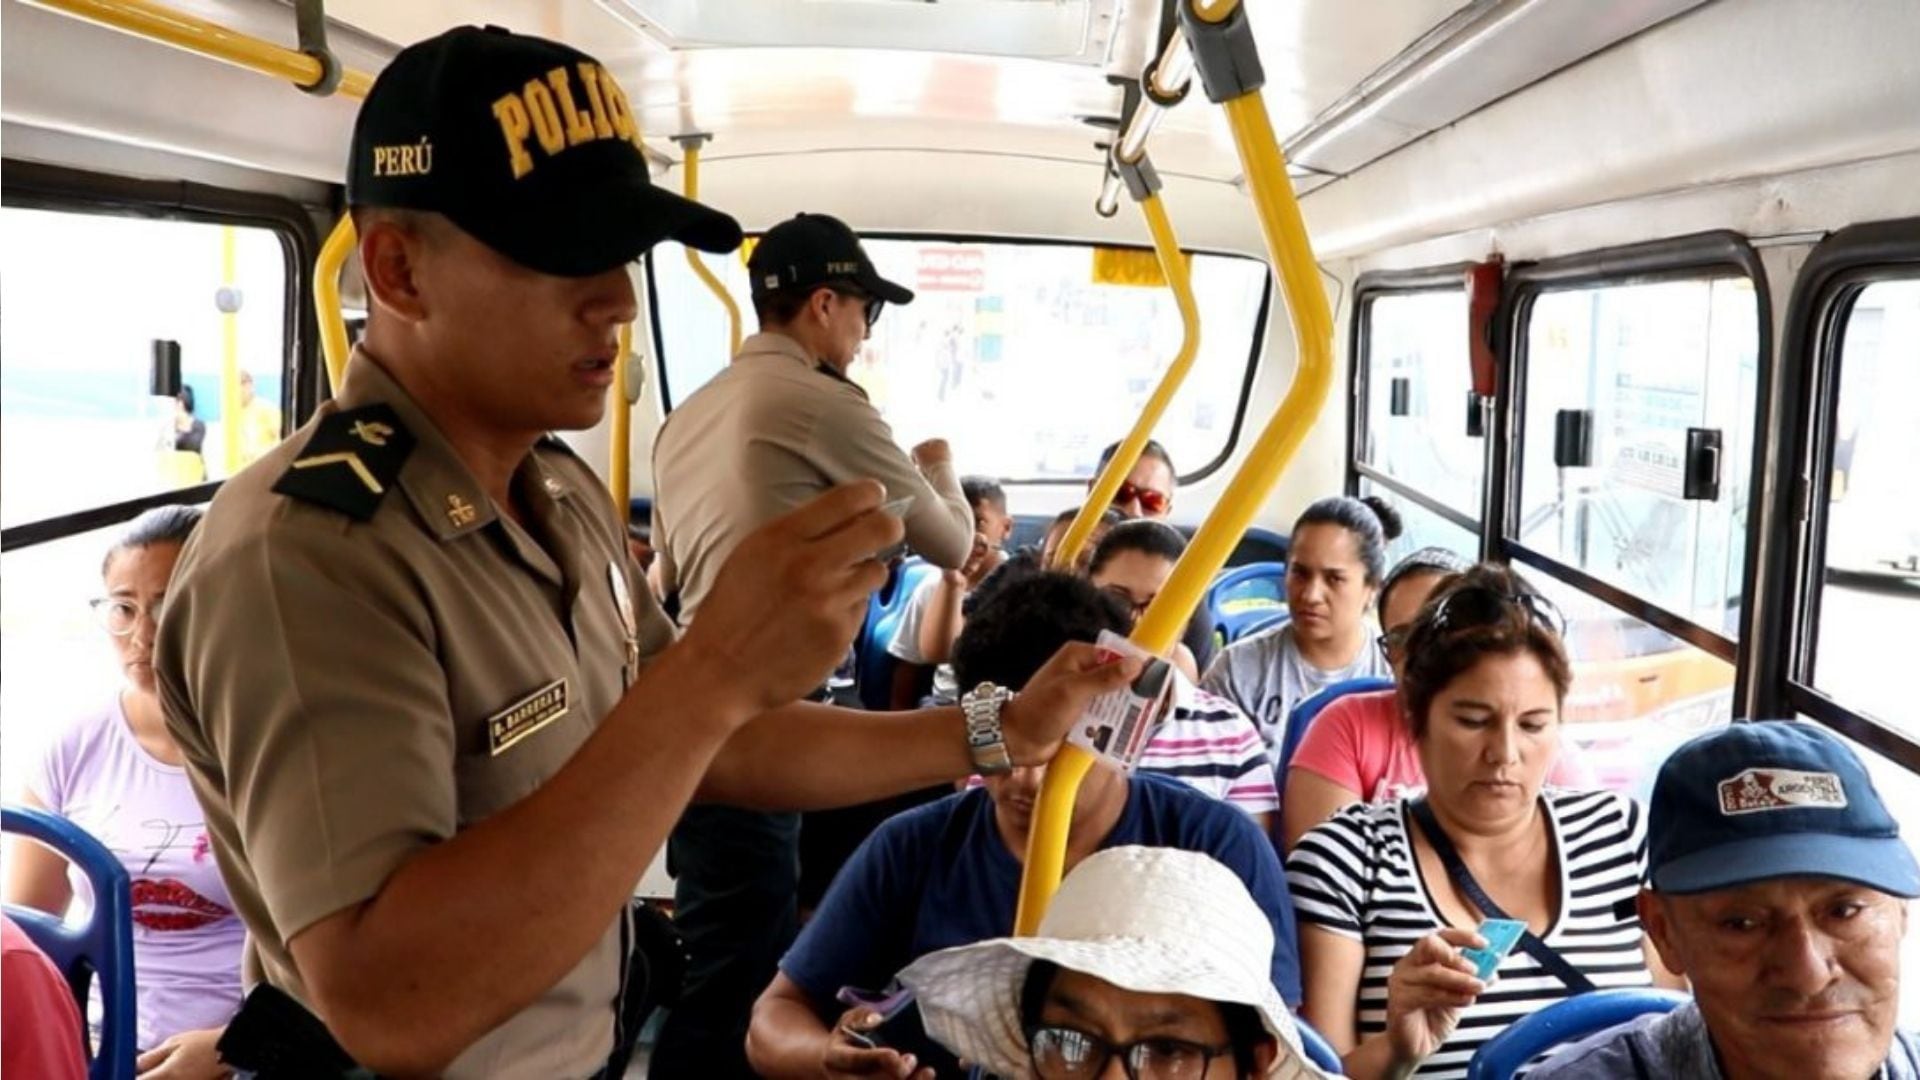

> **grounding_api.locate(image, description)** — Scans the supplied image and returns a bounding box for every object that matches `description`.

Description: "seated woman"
[1203,497,1399,769]
[1286,565,1664,1080]
[747,573,1300,1080]
[1090,520,1279,828]
[4,507,242,1077]
[1280,548,1593,849]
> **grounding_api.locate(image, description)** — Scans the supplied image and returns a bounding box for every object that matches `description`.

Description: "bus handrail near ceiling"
[1016,0,1336,934]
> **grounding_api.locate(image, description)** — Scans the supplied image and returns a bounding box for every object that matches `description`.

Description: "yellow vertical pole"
[680,141,743,356]
[610,323,633,525]
[219,225,242,476]
[315,216,357,395]
[1015,2,1336,934]
[1052,192,1197,569]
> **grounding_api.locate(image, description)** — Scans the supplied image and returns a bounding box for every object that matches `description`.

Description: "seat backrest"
[2,805,139,1080]
[1273,676,1397,808]
[1295,1017,1346,1074]
[1205,562,1288,648]
[1465,988,1690,1080]
[856,558,939,710]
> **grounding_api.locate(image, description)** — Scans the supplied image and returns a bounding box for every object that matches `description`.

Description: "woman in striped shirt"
[1286,565,1673,1079]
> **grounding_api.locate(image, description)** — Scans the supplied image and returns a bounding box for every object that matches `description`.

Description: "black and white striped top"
[1286,788,1653,1079]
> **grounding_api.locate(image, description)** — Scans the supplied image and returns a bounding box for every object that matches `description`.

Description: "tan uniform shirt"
[652,331,973,624]
[155,351,674,1079]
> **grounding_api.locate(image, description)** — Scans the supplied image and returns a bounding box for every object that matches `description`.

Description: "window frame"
[1750,218,1920,772]
[0,160,320,552]
[1347,264,1483,541]
[643,231,1274,485]
[1492,231,1772,676]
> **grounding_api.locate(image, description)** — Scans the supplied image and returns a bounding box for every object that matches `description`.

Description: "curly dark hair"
[1397,563,1572,736]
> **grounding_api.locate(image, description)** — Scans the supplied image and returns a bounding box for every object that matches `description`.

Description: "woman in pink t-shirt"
[1281,548,1592,849]
[5,507,241,1079]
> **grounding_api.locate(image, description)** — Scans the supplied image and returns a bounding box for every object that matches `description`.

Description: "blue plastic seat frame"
[1296,1017,1345,1074]
[1466,987,1689,1080]
[1274,676,1397,808]
[855,558,941,710]
[3,804,139,1080]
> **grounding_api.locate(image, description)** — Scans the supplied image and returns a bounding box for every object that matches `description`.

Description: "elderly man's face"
[1644,878,1907,1080]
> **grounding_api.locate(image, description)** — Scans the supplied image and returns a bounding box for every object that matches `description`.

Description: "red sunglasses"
[1112,481,1170,517]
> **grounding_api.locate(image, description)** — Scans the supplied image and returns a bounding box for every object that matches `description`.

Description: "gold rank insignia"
[272,404,416,521]
[487,678,570,756]
[446,494,478,527]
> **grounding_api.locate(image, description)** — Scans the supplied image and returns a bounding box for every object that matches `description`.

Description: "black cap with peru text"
[748,213,914,305]
[346,25,741,277]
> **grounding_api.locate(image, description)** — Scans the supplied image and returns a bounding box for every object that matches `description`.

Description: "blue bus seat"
[1297,1017,1345,1074]
[1466,988,1689,1080]
[1205,562,1289,649]
[1274,677,1397,810]
[3,804,138,1080]
[855,558,940,710]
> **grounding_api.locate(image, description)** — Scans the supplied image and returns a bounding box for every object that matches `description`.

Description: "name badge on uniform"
[609,561,640,683]
[488,678,570,756]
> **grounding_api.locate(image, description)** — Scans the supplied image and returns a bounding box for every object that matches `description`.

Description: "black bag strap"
[1408,798,1596,994]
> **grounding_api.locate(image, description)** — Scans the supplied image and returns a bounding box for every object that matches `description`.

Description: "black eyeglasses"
[1426,582,1566,638]
[828,285,884,328]
[1029,1025,1232,1080]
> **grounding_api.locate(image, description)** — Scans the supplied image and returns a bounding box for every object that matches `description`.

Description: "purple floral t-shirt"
[29,697,243,1050]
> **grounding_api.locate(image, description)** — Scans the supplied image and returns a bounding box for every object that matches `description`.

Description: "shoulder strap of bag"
[1408,797,1597,994]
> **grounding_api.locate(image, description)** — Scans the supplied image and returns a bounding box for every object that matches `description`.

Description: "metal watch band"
[961,682,1014,775]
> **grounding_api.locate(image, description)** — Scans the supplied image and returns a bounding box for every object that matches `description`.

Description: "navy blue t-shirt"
[782,772,1302,1019]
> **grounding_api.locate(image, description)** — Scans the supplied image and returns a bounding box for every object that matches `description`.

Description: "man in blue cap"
[1534,720,1920,1080]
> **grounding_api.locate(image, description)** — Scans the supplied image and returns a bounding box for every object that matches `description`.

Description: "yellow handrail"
[219,225,243,475]
[1015,0,1335,934]
[315,216,357,395]
[27,0,373,98]
[1051,192,1199,570]
[680,143,744,356]
[609,323,634,524]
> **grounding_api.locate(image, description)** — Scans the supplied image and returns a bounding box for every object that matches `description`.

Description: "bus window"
[1812,278,1920,728]
[1522,570,1734,799]
[1516,276,1759,640]
[1357,476,1478,565]
[0,206,291,528]
[649,237,1271,481]
[1358,289,1482,518]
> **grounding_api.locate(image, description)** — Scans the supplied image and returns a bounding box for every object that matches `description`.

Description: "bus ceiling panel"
[1283,0,1711,178]
[0,0,378,183]
[1,121,335,207]
[1300,0,1920,261]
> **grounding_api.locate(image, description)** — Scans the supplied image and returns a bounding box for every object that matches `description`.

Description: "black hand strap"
[1408,798,1596,994]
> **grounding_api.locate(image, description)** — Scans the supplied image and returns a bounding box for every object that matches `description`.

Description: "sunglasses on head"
[828,284,884,328]
[1112,481,1170,517]
[1426,581,1566,638]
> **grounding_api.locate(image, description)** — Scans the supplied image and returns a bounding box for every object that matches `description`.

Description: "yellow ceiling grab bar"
[1052,161,1200,571]
[1015,0,1336,934]
[675,135,744,357]
[26,0,374,98]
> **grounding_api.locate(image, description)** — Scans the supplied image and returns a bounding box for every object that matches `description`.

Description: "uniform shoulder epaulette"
[271,403,416,521]
[813,360,870,401]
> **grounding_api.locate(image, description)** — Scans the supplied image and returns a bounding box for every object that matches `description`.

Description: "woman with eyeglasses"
[5,506,242,1080]
[1285,565,1668,1080]
[1202,496,1400,771]
[1279,549,1594,850]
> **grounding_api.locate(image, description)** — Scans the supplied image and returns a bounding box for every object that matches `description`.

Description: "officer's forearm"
[287,641,755,1077]
[699,701,972,810]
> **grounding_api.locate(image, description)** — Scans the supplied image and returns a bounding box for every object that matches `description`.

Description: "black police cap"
[347,25,741,277]
[747,213,914,305]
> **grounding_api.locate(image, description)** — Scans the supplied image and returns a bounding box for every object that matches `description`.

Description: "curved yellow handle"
[315,215,357,396]
[1014,91,1335,937]
[681,143,743,357]
[1052,193,1199,570]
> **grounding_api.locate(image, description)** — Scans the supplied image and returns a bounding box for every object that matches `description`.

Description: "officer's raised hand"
[678,480,901,712]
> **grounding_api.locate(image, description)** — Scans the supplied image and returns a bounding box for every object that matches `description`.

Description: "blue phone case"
[1461,918,1527,981]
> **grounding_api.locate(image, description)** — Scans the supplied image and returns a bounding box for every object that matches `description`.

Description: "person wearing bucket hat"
[153,24,1140,1080]
[650,210,981,1074]
[899,846,1330,1079]
[1531,720,1920,1080]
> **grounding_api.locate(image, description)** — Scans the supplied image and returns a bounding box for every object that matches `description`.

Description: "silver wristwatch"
[960,682,1015,776]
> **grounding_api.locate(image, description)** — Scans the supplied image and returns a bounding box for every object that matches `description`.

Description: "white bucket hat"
[898,846,1329,1079]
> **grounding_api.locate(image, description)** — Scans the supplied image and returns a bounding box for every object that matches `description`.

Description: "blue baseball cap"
[1649,720,1920,897]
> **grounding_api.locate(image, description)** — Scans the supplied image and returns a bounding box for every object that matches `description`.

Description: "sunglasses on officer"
[827,284,885,328]
[1112,481,1170,518]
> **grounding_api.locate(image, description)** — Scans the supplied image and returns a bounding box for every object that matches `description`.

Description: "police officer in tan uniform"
[154,27,1133,1079]
[649,213,984,1075]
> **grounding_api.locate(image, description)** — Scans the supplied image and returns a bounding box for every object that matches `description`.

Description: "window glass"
[1359,290,1483,518]
[1,207,290,528]
[1516,276,1759,639]
[1357,476,1479,568]
[1813,278,1920,728]
[651,238,1270,480]
[1520,570,1734,801]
